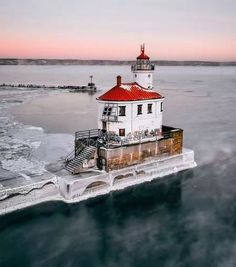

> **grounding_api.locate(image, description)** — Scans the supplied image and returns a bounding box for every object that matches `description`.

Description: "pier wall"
[99,129,183,171]
[60,148,196,201]
[0,148,196,216]
[0,179,60,215]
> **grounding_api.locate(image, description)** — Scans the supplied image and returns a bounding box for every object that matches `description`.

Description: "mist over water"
[0,65,236,266]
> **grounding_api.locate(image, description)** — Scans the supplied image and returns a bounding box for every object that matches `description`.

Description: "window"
[119,106,126,116]
[161,102,163,112]
[148,103,152,114]
[148,74,151,78]
[135,74,137,78]
[119,128,125,136]
[137,104,142,115]
[103,106,112,116]
[102,107,108,115]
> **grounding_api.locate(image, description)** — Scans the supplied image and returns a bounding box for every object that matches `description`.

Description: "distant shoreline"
[0,58,236,66]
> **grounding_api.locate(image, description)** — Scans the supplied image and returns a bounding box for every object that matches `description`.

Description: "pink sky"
[1,0,236,61]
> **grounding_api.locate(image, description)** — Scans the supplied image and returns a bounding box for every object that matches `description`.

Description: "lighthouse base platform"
[0,148,196,216]
[59,148,196,201]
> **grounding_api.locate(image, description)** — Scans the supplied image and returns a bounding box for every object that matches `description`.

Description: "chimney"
[117,75,122,86]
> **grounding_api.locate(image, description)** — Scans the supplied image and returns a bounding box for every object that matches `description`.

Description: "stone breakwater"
[0,83,97,92]
[0,149,196,216]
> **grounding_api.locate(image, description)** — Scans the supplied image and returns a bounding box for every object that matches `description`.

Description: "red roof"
[137,44,150,60]
[98,82,162,102]
[137,51,150,60]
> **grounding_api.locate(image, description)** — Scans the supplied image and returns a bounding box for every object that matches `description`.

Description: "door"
[102,121,107,131]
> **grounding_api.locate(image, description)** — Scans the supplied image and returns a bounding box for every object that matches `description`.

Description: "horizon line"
[1,57,236,63]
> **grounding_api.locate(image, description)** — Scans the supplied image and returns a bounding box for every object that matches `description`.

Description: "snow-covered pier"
[0,148,196,215]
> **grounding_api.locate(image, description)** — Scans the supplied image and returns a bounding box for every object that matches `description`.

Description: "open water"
[0,65,236,267]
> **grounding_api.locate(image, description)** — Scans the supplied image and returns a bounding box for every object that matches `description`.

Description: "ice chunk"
[2,157,45,175]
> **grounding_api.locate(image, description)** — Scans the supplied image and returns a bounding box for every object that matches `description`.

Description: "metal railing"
[65,150,75,162]
[65,126,181,168]
[74,126,179,149]
[131,64,155,71]
[75,129,101,140]
[101,115,118,122]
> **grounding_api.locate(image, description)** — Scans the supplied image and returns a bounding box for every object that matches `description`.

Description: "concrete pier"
[0,148,196,216]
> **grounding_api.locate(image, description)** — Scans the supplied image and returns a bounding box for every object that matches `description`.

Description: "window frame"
[119,128,125,136]
[119,106,126,117]
[147,103,153,114]
[103,106,113,116]
[137,104,143,115]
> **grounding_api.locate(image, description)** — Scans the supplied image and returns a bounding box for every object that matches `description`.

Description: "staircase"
[64,146,96,174]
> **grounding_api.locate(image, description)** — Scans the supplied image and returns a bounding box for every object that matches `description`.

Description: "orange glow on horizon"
[1,36,236,61]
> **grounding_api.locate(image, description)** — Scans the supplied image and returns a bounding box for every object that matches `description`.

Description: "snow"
[0,86,74,186]
[1,158,45,175]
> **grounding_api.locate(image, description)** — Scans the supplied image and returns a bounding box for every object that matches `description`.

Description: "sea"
[0,65,236,267]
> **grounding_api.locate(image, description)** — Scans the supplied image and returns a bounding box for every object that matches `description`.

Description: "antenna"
[141,43,145,53]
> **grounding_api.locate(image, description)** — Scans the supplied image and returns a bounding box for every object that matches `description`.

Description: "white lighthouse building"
[97,46,164,141]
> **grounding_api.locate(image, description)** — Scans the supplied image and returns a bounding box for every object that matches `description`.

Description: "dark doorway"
[102,121,107,130]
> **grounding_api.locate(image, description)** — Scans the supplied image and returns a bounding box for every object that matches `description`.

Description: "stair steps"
[64,146,96,174]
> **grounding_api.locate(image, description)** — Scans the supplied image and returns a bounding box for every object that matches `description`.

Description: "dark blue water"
[1,66,236,267]
[1,161,236,267]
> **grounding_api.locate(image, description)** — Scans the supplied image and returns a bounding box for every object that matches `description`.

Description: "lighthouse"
[131,44,155,89]
[64,45,196,185]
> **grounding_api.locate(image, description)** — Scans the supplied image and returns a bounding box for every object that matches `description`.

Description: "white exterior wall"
[98,99,164,137]
[133,70,154,89]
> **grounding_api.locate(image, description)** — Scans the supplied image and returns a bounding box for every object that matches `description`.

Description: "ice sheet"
[0,87,74,187]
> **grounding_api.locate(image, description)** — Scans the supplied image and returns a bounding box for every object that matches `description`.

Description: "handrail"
[65,150,75,162]
[75,129,101,140]
[131,64,155,71]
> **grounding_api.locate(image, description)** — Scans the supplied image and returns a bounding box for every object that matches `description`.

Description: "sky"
[0,0,236,61]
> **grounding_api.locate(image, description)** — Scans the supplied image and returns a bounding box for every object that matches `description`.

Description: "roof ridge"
[98,80,162,101]
[122,82,134,85]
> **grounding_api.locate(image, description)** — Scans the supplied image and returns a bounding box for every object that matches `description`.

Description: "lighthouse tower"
[131,44,155,89]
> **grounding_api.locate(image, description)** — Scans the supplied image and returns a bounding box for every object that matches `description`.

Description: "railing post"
[87,130,91,146]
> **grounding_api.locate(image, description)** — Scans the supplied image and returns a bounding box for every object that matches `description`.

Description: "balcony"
[131,64,155,71]
[101,115,118,122]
